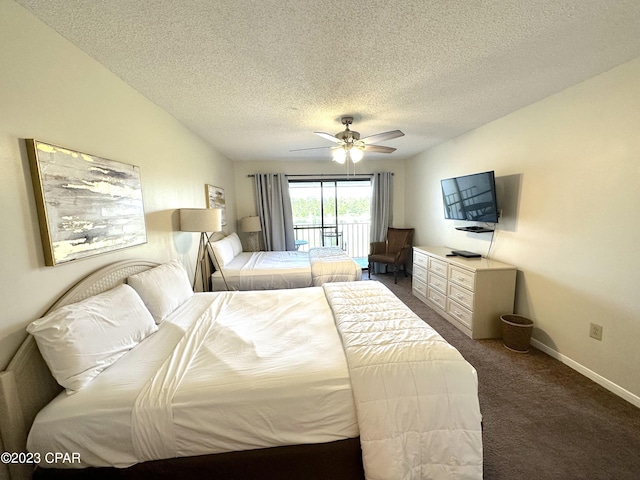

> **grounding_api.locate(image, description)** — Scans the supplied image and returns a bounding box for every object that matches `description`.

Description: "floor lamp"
[241,216,262,252]
[180,208,222,291]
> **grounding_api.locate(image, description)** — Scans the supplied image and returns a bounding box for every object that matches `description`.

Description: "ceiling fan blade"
[314,132,342,143]
[363,144,396,153]
[289,146,332,152]
[360,130,405,144]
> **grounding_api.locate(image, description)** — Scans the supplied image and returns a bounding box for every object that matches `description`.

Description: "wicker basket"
[500,314,534,353]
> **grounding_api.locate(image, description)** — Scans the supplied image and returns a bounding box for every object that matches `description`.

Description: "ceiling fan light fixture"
[332,147,347,164]
[349,147,364,163]
[293,117,404,164]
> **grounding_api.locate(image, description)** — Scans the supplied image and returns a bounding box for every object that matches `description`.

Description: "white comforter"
[323,281,483,480]
[29,282,481,479]
[28,289,357,468]
[212,247,361,290]
[309,247,363,285]
[235,250,312,290]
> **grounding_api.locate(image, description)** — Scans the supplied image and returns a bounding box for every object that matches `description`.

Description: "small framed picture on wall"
[206,184,226,226]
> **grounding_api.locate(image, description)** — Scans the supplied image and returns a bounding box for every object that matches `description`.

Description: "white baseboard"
[530,338,640,409]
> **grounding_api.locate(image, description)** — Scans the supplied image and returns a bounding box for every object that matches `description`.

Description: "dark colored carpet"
[368,271,640,480]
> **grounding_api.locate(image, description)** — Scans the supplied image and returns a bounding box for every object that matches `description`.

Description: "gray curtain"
[370,172,393,273]
[253,173,295,251]
[370,172,393,242]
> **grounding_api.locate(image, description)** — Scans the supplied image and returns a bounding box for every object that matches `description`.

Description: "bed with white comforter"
[28,288,358,468]
[208,233,361,290]
[7,260,481,480]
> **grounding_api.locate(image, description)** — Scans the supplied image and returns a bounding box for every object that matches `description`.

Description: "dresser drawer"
[427,271,447,294]
[448,283,474,311]
[429,257,448,277]
[413,264,427,283]
[448,265,476,291]
[412,275,427,297]
[427,287,447,310]
[447,299,473,329]
[414,251,429,269]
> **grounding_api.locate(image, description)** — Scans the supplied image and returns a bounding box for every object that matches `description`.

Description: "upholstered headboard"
[0,259,159,480]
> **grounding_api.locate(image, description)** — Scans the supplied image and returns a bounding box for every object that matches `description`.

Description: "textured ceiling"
[14,0,640,162]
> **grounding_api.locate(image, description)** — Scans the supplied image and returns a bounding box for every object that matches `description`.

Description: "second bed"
[209,233,362,290]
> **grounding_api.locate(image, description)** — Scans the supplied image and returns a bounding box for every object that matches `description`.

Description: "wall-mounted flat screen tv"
[441,170,499,223]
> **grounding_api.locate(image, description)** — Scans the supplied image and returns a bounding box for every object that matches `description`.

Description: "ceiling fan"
[292,117,404,164]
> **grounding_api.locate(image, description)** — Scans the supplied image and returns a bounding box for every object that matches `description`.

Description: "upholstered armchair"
[367,227,415,283]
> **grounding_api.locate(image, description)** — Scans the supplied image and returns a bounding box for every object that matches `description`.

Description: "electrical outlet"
[589,323,603,341]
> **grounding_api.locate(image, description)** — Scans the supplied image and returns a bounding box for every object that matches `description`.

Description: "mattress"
[27,288,358,469]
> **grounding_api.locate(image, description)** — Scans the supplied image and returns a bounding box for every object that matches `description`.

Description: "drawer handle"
[454,310,462,318]
[456,294,464,300]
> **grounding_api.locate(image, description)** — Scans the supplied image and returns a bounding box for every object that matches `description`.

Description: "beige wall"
[0,0,236,367]
[405,57,640,404]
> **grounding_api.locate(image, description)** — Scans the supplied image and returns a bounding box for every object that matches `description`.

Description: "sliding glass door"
[289,178,371,266]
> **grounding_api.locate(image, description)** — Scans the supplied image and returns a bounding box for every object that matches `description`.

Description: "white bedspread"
[212,248,361,290]
[28,282,481,479]
[309,247,362,285]
[239,250,312,289]
[212,251,312,290]
[323,281,483,480]
[28,289,357,468]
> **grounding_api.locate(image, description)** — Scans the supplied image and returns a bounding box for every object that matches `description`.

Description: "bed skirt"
[32,438,364,480]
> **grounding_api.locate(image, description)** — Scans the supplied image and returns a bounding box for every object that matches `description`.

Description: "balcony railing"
[293,223,370,259]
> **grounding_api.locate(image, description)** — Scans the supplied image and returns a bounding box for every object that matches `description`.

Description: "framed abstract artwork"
[206,184,226,226]
[26,139,147,266]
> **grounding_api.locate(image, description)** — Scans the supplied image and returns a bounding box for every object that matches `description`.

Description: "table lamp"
[241,216,262,252]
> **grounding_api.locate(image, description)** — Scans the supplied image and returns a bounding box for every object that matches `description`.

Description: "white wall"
[405,56,640,404]
[0,0,236,368]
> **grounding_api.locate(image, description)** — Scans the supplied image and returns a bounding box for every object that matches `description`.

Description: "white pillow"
[210,236,235,268]
[227,232,243,256]
[127,260,193,323]
[27,284,157,393]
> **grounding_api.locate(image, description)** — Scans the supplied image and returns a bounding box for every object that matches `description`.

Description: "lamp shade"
[349,147,364,163]
[241,216,262,233]
[179,208,222,232]
[332,147,346,164]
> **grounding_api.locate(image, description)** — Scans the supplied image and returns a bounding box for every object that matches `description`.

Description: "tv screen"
[441,171,499,223]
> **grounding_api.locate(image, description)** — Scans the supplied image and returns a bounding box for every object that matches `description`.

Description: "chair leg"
[403,264,409,277]
[394,266,398,284]
[368,262,371,279]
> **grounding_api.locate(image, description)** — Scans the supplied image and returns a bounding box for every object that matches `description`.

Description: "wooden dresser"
[412,246,517,339]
